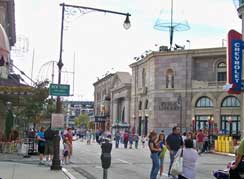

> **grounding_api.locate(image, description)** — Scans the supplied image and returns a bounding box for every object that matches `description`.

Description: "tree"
[16,80,49,129]
[5,109,14,139]
[75,113,90,129]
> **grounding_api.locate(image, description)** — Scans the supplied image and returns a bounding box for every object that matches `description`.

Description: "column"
[125,98,130,124]
[112,100,118,124]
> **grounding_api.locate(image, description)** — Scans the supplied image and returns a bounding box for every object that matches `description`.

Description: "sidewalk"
[0,162,68,179]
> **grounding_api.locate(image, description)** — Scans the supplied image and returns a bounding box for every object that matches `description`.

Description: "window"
[196,97,213,107]
[217,62,226,82]
[221,96,240,107]
[145,100,148,109]
[142,68,146,87]
[220,115,240,135]
[138,101,142,110]
[166,69,174,88]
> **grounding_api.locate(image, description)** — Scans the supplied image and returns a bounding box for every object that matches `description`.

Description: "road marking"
[117,159,132,165]
[62,168,77,179]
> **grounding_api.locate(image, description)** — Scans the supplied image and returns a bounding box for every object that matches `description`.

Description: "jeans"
[168,150,178,176]
[150,153,160,179]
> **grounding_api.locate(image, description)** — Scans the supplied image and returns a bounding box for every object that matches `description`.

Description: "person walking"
[36,127,46,165]
[115,130,120,148]
[230,138,244,179]
[142,135,146,148]
[178,139,198,179]
[44,127,54,165]
[158,133,166,179]
[123,131,129,149]
[134,133,139,149]
[129,132,133,149]
[149,131,161,179]
[196,129,204,154]
[64,128,74,163]
[166,126,183,177]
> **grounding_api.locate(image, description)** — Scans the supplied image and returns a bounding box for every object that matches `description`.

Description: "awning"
[0,24,10,65]
[112,123,130,128]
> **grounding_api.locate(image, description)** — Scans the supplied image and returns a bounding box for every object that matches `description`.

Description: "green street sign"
[49,83,70,96]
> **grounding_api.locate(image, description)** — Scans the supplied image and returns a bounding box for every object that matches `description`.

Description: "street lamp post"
[234,0,244,137]
[51,2,131,171]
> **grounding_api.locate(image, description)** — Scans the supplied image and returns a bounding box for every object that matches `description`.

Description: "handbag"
[171,149,183,177]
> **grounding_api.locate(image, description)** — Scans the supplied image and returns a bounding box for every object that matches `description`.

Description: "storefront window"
[220,115,240,135]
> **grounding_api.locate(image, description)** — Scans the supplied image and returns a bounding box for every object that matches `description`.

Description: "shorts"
[45,141,54,155]
[38,144,45,154]
[159,157,164,167]
[63,150,68,157]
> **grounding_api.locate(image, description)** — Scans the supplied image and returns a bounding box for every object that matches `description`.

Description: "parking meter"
[101,139,112,169]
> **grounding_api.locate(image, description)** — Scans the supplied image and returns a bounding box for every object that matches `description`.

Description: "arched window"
[145,99,148,109]
[217,62,226,82]
[142,68,146,87]
[138,101,142,110]
[196,97,213,108]
[221,96,240,107]
[166,69,174,88]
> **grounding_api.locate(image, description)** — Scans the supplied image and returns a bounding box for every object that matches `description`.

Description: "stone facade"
[93,72,132,132]
[130,47,242,136]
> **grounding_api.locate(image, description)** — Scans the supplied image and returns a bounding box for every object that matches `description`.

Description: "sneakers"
[39,160,44,165]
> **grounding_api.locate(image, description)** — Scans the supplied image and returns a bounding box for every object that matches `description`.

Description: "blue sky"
[12,0,241,100]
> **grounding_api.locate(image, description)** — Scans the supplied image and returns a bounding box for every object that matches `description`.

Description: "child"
[62,137,70,165]
[158,133,167,179]
[142,135,146,148]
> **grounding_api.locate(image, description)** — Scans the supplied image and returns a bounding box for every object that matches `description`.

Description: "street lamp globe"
[123,14,131,30]
[234,0,244,18]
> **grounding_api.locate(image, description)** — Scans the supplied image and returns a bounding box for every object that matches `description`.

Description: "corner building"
[130,47,242,137]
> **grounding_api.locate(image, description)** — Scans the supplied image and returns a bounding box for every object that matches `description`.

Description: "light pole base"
[50,131,62,171]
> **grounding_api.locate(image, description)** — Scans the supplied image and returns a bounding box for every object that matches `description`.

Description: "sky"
[11,0,241,101]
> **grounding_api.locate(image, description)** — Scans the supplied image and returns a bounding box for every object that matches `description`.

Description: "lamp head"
[123,13,131,30]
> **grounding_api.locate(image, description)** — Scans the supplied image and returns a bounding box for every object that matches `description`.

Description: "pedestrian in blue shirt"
[36,127,46,165]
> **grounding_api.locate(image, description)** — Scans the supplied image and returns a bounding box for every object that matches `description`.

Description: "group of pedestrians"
[114,130,141,149]
[149,126,198,179]
[36,127,54,165]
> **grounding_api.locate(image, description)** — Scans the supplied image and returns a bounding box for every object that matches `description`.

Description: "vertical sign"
[231,40,243,92]
[227,30,243,94]
[51,113,65,130]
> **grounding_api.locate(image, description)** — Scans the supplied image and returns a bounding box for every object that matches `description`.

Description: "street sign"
[51,113,64,130]
[49,83,70,96]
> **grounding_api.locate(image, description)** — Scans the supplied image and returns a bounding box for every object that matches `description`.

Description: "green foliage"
[75,113,89,129]
[16,80,50,127]
[5,110,14,139]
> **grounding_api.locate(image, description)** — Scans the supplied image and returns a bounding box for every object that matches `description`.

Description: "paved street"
[63,140,234,179]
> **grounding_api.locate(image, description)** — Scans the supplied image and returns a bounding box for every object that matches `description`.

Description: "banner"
[227,30,243,94]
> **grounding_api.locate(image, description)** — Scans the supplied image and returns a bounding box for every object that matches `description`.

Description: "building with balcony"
[130,47,241,137]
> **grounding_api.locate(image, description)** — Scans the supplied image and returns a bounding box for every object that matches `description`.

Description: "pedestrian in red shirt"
[196,129,204,154]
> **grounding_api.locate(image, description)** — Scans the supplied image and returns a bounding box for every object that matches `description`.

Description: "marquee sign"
[227,30,243,94]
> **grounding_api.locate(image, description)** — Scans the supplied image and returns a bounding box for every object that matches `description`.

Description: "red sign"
[227,30,243,94]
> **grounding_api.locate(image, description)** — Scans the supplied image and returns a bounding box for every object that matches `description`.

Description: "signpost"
[49,84,70,96]
[51,113,65,130]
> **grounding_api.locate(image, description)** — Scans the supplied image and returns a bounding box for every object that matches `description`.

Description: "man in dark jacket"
[44,127,54,164]
[166,126,183,177]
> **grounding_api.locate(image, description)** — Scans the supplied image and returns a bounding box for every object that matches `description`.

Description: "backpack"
[44,128,54,141]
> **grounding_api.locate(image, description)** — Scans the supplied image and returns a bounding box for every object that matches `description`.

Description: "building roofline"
[93,73,115,86]
[129,47,226,68]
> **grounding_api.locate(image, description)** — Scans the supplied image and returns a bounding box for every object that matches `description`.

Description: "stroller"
[213,161,244,179]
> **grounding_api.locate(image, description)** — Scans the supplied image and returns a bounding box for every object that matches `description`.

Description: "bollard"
[214,140,218,151]
[101,138,112,179]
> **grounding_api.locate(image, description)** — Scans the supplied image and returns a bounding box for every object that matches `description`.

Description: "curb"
[210,151,235,157]
[62,168,77,179]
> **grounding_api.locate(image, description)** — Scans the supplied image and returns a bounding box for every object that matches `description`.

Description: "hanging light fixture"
[123,13,131,30]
